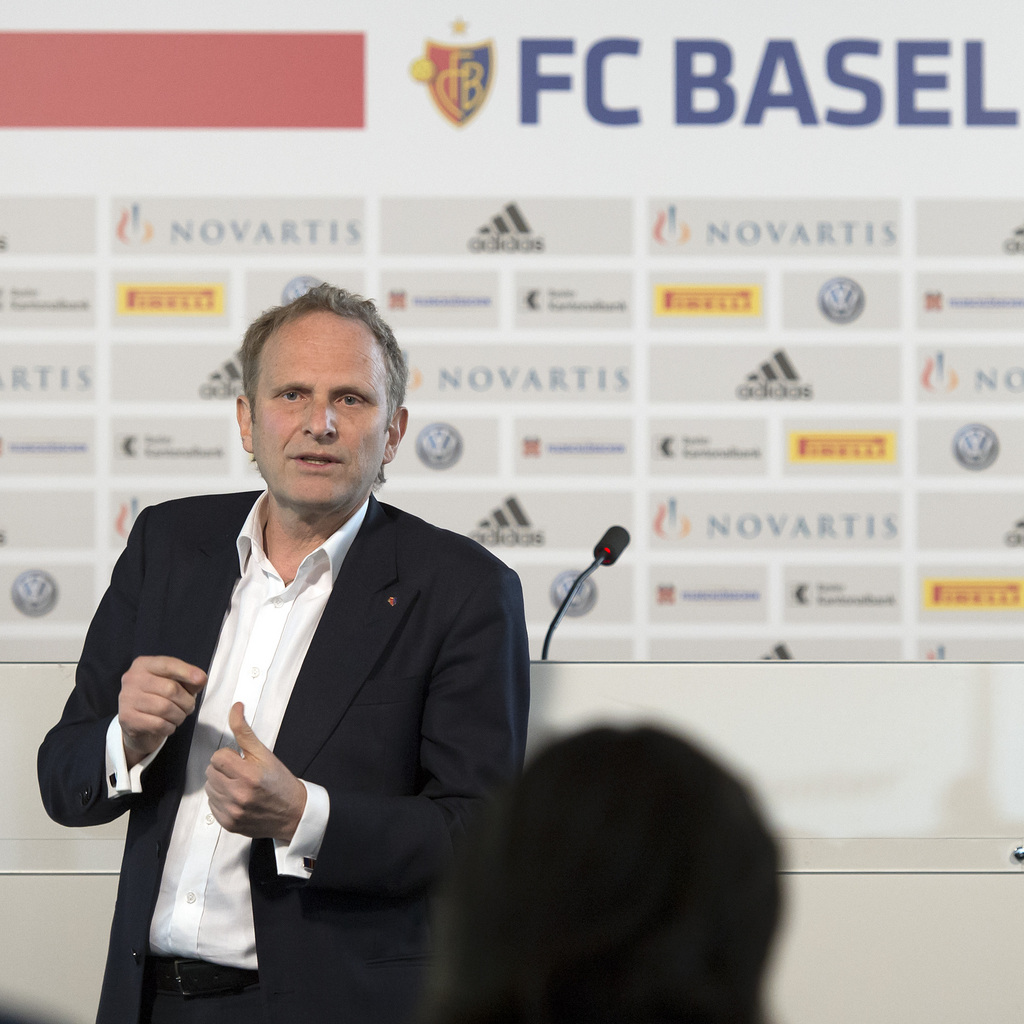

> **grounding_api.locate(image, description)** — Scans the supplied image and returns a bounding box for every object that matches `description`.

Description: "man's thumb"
[229,702,265,758]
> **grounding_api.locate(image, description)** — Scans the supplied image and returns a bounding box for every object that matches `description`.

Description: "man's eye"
[341,395,359,406]
[283,391,300,401]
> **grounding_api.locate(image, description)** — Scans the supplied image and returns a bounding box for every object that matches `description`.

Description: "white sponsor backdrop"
[1,0,1024,661]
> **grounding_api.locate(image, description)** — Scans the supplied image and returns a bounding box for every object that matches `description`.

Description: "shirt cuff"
[104,716,164,797]
[274,780,329,878]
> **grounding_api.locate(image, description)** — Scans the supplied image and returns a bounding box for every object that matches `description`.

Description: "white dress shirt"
[104,491,368,969]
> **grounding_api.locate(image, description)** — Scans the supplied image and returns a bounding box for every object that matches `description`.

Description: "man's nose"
[304,398,337,439]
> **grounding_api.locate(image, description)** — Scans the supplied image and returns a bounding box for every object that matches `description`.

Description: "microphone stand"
[541,554,603,661]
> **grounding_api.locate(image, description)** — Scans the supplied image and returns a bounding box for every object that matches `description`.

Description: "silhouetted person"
[422,725,781,1024]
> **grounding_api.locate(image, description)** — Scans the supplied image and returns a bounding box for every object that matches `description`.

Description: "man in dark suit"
[37,284,530,1024]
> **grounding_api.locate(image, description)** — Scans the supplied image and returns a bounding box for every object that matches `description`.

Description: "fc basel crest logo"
[411,38,494,126]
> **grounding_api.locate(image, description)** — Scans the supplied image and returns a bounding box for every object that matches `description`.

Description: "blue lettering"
[708,222,729,244]
[585,38,640,125]
[737,221,760,244]
[708,515,729,538]
[228,221,249,242]
[170,221,193,243]
[497,367,519,389]
[439,369,461,390]
[737,514,761,539]
[674,40,735,124]
[826,40,883,126]
[521,39,574,124]
[897,41,950,125]
[976,369,997,390]
[965,41,1017,126]
[523,369,543,390]
[1006,368,1024,392]
[469,367,493,391]
[200,220,225,244]
[792,517,811,538]
[744,40,818,125]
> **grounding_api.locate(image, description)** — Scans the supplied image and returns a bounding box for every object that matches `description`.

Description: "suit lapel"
[171,507,247,672]
[273,498,417,776]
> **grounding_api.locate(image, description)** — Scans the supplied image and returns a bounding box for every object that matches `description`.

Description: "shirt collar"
[236,491,370,586]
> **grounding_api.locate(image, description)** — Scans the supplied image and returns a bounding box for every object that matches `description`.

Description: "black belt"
[146,957,260,998]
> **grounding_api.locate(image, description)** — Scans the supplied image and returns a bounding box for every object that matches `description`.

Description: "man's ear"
[237,395,254,454]
[383,406,409,465]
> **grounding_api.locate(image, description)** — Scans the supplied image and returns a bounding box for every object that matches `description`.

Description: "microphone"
[593,525,629,566]
[541,526,630,660]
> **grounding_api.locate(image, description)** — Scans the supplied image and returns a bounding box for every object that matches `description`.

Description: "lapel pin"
[387,596,397,607]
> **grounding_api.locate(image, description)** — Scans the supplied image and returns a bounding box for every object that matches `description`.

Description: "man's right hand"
[118,655,207,768]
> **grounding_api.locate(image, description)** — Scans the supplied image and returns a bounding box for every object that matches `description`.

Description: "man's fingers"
[228,702,268,758]
[145,656,208,694]
[121,677,196,719]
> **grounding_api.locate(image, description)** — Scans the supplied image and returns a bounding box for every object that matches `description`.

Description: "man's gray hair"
[240,282,407,421]
[239,282,407,489]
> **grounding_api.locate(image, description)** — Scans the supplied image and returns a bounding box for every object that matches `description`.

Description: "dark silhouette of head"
[423,725,781,1024]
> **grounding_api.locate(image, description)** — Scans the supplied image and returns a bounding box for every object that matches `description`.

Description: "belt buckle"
[173,959,204,998]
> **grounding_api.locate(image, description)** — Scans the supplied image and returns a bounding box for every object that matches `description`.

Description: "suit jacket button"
[132,949,141,964]
[79,786,92,805]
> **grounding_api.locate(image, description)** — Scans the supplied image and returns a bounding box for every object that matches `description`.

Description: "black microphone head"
[594,525,630,565]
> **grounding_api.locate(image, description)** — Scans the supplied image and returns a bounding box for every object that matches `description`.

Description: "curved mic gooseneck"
[541,526,630,661]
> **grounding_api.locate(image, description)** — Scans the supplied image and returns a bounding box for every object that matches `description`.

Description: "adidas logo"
[468,202,545,254]
[199,351,244,399]
[471,495,545,547]
[760,642,794,661]
[736,349,813,401]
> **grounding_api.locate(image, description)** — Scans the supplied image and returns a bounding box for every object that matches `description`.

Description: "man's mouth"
[296,454,337,466]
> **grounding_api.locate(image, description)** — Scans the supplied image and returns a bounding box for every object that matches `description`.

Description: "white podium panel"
[529,661,1024,871]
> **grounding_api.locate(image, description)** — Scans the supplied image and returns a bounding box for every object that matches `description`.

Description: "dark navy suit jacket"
[38,491,530,1024]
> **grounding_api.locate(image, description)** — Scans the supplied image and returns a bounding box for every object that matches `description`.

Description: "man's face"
[236,311,407,531]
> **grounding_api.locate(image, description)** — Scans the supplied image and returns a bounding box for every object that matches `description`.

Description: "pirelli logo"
[923,578,1024,610]
[789,432,896,463]
[654,284,762,317]
[117,283,225,316]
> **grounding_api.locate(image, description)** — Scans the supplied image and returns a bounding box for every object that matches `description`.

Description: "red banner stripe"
[0,32,364,128]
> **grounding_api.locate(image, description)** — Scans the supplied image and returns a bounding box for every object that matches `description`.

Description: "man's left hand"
[205,702,307,841]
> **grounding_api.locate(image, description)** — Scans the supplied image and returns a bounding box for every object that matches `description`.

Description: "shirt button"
[250,666,260,678]
[185,891,197,905]
[272,597,283,608]
[205,813,215,825]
